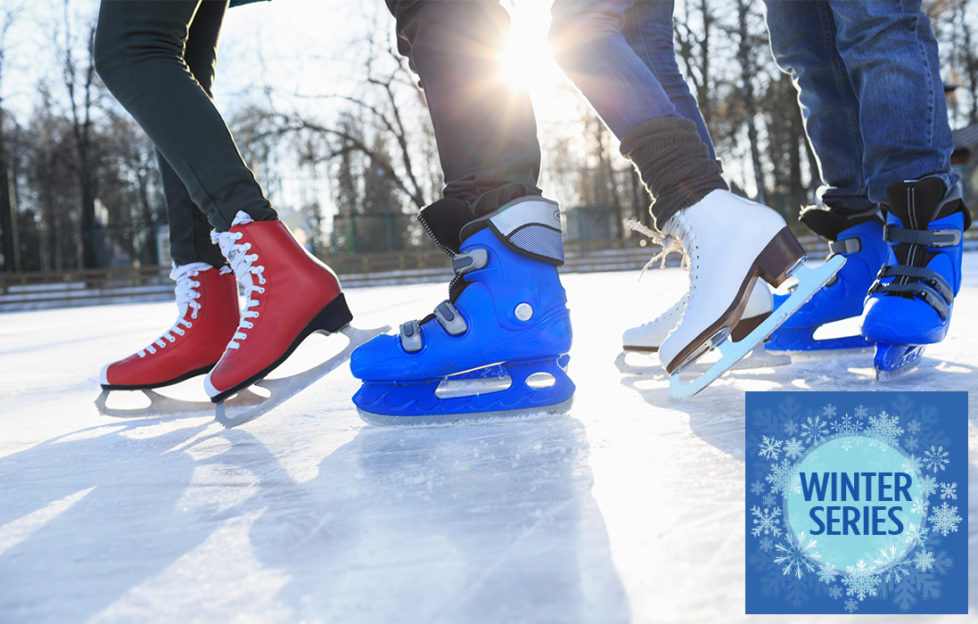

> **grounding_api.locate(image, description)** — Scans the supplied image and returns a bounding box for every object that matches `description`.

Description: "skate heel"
[756,228,806,287]
[308,293,354,334]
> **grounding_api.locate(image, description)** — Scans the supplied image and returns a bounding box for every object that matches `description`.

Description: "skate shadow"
[0,418,220,622]
[228,415,632,622]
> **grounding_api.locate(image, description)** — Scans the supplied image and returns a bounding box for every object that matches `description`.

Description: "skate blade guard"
[669,254,845,399]
[873,344,927,382]
[214,323,389,428]
[354,355,575,426]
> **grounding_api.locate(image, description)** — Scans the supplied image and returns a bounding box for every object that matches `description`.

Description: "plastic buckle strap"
[399,320,423,353]
[877,265,954,304]
[883,225,961,247]
[434,301,467,336]
[828,237,862,255]
[450,248,488,276]
[870,275,952,321]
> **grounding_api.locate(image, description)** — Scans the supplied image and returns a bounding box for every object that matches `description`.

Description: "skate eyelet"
[515,303,533,321]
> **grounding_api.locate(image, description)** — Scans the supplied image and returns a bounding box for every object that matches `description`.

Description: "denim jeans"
[95,0,277,240]
[764,0,958,213]
[385,1,543,220]
[549,0,715,158]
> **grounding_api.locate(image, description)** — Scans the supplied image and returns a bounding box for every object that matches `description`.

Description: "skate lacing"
[136,263,209,357]
[627,220,690,281]
[212,230,266,350]
[660,212,701,298]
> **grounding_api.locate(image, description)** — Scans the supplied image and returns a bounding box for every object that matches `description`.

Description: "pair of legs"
[351,0,843,418]
[764,0,969,375]
[96,0,351,403]
[548,0,839,395]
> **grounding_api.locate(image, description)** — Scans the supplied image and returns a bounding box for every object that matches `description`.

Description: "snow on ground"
[1,254,976,623]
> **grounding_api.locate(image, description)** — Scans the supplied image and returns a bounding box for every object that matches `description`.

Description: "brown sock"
[619,116,728,230]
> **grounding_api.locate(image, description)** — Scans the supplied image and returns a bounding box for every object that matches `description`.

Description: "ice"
[1,254,976,622]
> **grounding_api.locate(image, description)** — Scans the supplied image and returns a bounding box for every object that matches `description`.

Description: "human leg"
[351,2,573,421]
[96,1,354,402]
[762,0,889,351]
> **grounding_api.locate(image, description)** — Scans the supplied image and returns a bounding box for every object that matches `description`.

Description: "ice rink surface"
[1,254,976,623]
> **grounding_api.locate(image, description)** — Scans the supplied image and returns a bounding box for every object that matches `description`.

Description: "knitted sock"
[619,116,728,230]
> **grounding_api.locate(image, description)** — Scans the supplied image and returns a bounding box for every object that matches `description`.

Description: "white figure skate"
[618,280,789,375]
[657,190,844,398]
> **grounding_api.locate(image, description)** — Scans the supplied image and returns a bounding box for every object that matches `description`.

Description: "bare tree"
[59,0,99,268]
[0,2,25,271]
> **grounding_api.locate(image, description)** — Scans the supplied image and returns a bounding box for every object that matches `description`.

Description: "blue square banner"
[745,391,968,614]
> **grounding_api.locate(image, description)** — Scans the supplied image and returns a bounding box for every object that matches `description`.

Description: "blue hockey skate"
[862,179,970,380]
[766,208,888,352]
[351,196,575,425]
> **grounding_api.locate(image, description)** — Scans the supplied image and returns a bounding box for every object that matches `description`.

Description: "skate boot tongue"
[883,178,948,226]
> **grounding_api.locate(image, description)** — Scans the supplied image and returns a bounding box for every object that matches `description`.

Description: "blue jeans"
[763,0,958,213]
[550,0,714,157]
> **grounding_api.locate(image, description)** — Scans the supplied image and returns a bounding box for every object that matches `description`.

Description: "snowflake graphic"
[873,544,911,584]
[911,497,929,515]
[817,563,839,585]
[904,435,919,451]
[939,482,958,500]
[853,405,869,420]
[750,480,765,496]
[918,474,938,497]
[913,549,936,572]
[759,537,774,552]
[800,414,830,445]
[773,532,820,579]
[821,404,838,419]
[782,437,804,460]
[902,455,923,475]
[783,420,798,436]
[751,506,783,537]
[866,411,903,446]
[922,445,950,473]
[831,411,863,437]
[903,522,929,548]
[929,502,962,536]
[765,458,796,495]
[762,493,777,508]
[758,436,782,460]
[843,561,880,601]
[906,419,921,435]
[827,585,842,599]
[843,599,858,613]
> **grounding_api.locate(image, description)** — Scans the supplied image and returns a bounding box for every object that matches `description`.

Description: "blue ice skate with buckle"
[862,179,970,380]
[351,196,574,425]
[766,207,888,352]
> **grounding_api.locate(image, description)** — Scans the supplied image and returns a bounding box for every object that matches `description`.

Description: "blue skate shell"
[767,220,886,352]
[351,226,574,419]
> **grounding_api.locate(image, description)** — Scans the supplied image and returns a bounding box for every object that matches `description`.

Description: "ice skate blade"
[615,348,789,376]
[214,324,388,428]
[353,355,575,425]
[358,397,574,427]
[95,387,263,419]
[874,344,926,382]
[669,255,845,399]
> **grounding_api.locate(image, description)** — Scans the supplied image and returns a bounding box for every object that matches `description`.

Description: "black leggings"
[94,0,277,266]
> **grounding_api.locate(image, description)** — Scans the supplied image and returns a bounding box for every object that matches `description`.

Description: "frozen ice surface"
[1,254,976,623]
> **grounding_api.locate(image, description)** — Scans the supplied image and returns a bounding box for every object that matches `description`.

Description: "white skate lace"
[212,228,265,350]
[136,262,211,357]
[627,220,690,281]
